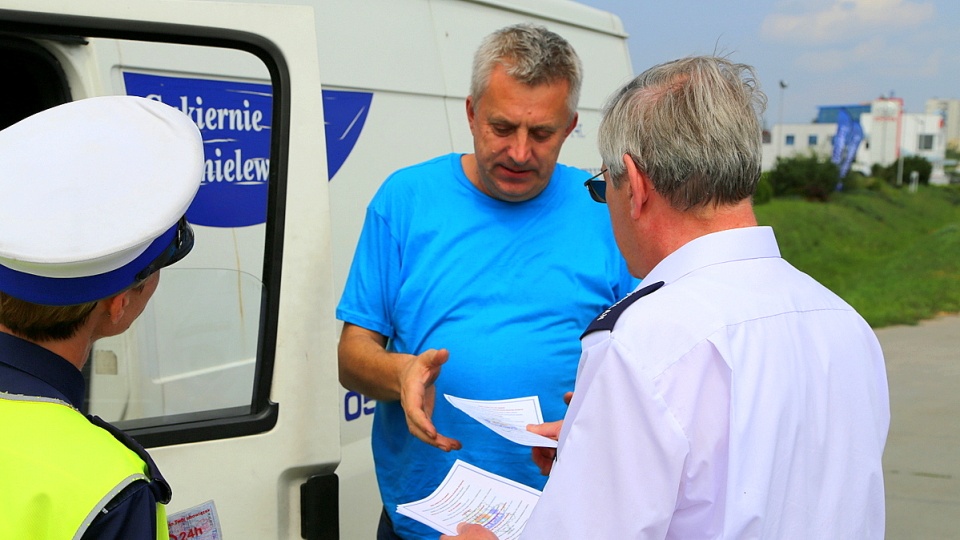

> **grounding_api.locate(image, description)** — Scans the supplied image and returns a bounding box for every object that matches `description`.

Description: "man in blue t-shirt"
[336,23,634,540]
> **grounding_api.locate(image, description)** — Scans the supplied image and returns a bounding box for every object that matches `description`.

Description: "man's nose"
[506,131,532,164]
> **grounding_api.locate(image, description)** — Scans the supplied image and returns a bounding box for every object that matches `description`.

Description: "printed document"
[396,459,541,539]
[167,500,223,540]
[444,394,558,448]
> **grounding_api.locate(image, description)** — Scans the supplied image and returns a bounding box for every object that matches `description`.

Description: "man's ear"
[465,96,476,128]
[623,154,650,220]
[562,112,579,138]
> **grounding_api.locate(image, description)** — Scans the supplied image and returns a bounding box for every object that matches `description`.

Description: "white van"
[0,1,632,537]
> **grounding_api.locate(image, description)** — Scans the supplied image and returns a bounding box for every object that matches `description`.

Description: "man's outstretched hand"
[400,348,461,451]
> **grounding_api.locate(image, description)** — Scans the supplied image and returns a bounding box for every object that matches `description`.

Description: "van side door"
[0,2,340,537]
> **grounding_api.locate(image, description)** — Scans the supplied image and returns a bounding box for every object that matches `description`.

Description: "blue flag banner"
[839,121,863,178]
[832,108,864,182]
[832,108,853,166]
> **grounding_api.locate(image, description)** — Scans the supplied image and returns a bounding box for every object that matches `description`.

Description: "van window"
[84,38,281,447]
[0,18,289,448]
[0,36,71,129]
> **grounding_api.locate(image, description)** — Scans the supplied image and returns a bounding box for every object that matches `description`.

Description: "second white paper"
[444,394,558,448]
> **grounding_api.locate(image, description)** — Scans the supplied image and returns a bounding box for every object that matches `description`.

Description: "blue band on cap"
[0,223,178,306]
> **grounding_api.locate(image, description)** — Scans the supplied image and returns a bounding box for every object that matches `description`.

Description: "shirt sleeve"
[81,481,159,540]
[521,337,690,539]
[335,204,402,339]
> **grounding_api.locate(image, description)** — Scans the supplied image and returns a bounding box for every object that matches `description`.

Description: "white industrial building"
[763,97,950,185]
[926,98,960,151]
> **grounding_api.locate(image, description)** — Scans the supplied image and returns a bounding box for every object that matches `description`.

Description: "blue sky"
[576,0,960,126]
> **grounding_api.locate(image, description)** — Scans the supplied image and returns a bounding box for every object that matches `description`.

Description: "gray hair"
[470,23,583,118]
[598,56,767,209]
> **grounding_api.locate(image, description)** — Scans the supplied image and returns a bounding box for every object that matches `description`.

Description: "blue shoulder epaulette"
[580,281,664,339]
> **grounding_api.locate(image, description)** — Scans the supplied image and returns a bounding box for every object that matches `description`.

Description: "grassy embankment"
[754,184,960,328]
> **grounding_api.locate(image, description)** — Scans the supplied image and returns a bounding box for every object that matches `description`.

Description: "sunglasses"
[583,168,609,203]
[135,216,195,281]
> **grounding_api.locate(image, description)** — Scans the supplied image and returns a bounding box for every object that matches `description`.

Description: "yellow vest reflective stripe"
[0,396,167,540]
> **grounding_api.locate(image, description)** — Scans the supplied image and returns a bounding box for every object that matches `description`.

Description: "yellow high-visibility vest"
[0,395,168,540]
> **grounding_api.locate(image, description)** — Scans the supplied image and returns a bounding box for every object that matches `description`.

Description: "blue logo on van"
[123,72,371,227]
[324,90,372,180]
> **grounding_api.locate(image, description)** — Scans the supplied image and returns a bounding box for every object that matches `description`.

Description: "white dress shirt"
[522,226,889,539]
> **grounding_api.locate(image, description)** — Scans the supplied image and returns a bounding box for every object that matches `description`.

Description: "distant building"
[764,97,949,185]
[925,98,960,151]
[761,122,838,170]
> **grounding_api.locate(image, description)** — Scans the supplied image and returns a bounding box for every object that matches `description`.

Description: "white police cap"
[0,96,203,305]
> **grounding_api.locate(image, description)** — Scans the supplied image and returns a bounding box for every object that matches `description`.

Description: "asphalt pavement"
[877,313,960,539]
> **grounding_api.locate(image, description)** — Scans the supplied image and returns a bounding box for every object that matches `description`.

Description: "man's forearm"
[337,324,407,401]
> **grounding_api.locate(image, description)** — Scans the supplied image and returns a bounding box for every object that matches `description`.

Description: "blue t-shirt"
[336,153,634,539]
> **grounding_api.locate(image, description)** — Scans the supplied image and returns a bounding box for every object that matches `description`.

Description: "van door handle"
[301,473,339,539]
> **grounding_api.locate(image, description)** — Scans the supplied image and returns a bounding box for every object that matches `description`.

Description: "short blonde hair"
[0,292,97,341]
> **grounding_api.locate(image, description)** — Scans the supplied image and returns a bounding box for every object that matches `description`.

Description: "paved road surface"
[877,314,960,539]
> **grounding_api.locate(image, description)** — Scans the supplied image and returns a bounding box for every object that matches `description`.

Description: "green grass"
[754,184,960,328]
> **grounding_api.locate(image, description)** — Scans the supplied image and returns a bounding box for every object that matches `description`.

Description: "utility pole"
[777,80,787,161]
[896,104,906,187]
[897,151,904,186]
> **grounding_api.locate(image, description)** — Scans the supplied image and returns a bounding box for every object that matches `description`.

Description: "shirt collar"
[0,331,86,408]
[644,226,781,286]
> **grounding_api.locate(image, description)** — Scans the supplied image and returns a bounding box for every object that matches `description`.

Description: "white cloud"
[917,49,942,77]
[795,36,885,72]
[794,35,942,82]
[761,0,935,44]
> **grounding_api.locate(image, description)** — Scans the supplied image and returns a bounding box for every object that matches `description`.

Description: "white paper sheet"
[396,459,541,539]
[444,394,558,448]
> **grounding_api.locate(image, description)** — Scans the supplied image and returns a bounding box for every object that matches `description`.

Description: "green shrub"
[838,170,864,191]
[874,155,933,186]
[839,171,883,192]
[753,174,774,205]
[768,152,840,202]
[863,176,885,191]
